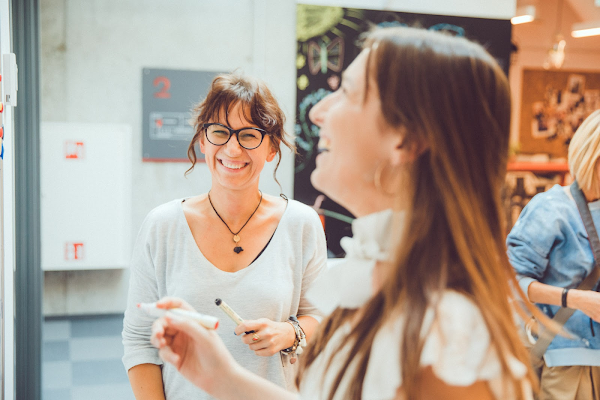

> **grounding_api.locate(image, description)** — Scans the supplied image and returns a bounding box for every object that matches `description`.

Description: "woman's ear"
[390,131,428,167]
[266,141,277,163]
[198,135,206,155]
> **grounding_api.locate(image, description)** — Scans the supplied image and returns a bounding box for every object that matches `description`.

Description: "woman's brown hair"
[186,73,295,188]
[297,27,538,399]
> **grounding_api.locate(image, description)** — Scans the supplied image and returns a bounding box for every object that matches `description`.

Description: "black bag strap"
[531,181,600,361]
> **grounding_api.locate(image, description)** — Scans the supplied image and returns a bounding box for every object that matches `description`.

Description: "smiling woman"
[147,26,540,400]
[121,73,328,400]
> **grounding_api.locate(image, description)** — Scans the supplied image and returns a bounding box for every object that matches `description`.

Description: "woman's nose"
[224,133,244,155]
[309,93,333,127]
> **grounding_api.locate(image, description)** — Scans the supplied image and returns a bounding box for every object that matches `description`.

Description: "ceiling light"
[511,5,536,25]
[572,20,600,38]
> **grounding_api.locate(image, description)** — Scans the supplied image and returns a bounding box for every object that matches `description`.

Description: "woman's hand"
[569,289,600,323]
[154,296,195,312]
[151,313,239,395]
[235,319,296,356]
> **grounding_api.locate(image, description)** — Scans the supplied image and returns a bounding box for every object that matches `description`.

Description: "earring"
[374,161,402,196]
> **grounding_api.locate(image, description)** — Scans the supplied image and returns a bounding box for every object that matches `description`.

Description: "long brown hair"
[297,27,536,399]
[186,73,295,187]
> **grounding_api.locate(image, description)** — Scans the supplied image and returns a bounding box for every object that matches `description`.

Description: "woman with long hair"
[149,27,535,399]
[507,110,600,399]
[122,73,327,399]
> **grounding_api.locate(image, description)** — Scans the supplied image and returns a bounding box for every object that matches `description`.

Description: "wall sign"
[142,68,223,162]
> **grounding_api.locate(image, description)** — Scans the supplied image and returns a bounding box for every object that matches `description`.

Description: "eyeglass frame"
[202,123,270,150]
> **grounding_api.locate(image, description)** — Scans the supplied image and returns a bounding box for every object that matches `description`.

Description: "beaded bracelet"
[281,316,306,364]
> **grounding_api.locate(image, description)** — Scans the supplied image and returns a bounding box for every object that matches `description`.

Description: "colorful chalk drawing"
[295,5,512,255]
[295,88,331,173]
[307,37,344,75]
[296,6,345,42]
[376,21,465,37]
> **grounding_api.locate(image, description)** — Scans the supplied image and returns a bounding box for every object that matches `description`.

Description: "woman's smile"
[218,158,249,171]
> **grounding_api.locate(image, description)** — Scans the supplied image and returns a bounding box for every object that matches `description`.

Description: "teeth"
[221,160,246,169]
[317,137,331,152]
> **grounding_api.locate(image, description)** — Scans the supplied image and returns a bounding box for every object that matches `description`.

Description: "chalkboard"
[295,5,512,256]
[142,68,223,162]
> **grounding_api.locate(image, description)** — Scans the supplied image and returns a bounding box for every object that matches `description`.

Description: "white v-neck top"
[122,198,327,400]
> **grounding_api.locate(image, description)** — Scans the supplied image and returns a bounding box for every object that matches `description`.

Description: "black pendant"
[234,246,244,254]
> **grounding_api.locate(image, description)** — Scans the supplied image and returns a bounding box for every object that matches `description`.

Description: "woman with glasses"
[148,26,538,400]
[122,73,327,400]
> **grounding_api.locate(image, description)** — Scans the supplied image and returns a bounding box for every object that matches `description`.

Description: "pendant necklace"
[207,191,263,254]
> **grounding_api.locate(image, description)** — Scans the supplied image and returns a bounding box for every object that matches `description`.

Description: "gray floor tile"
[71,383,135,400]
[42,388,71,400]
[72,359,130,386]
[42,361,72,390]
[70,336,124,361]
[43,341,70,362]
[70,315,124,338]
[43,320,71,342]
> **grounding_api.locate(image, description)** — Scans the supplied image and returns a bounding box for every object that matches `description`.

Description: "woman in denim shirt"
[507,110,600,400]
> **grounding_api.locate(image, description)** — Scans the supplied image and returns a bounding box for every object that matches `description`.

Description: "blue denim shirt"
[507,184,600,366]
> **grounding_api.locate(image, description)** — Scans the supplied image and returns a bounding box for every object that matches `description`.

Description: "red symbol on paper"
[64,141,85,159]
[64,242,85,261]
[153,76,171,99]
[155,118,163,128]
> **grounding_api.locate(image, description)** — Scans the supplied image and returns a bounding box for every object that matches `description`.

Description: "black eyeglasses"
[203,123,269,150]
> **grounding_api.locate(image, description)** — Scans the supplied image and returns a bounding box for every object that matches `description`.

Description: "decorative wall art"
[519,69,600,158]
[294,4,512,256]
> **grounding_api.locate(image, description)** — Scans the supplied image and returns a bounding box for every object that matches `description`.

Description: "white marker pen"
[137,302,219,330]
[215,298,254,334]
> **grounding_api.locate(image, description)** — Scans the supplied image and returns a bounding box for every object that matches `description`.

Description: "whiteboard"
[41,122,132,270]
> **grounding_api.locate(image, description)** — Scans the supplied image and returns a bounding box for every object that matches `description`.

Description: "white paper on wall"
[41,122,132,270]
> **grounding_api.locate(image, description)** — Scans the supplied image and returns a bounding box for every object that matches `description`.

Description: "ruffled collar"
[307,209,404,315]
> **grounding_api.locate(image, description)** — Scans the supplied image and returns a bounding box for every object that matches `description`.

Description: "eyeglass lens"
[206,124,263,149]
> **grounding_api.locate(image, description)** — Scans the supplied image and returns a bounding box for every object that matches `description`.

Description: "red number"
[153,76,171,99]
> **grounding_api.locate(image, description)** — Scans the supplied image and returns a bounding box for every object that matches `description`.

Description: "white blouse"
[302,209,532,400]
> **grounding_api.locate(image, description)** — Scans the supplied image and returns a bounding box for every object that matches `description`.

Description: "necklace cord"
[207,191,263,236]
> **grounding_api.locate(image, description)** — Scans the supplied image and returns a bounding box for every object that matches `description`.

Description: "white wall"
[41,0,516,315]
[300,0,515,19]
[41,0,297,315]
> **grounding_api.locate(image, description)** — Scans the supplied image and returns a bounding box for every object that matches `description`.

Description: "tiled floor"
[42,314,135,400]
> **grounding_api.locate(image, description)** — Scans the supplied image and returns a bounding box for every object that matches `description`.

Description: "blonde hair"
[297,27,536,399]
[568,110,600,198]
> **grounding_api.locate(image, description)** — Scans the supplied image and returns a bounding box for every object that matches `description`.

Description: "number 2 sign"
[153,76,171,99]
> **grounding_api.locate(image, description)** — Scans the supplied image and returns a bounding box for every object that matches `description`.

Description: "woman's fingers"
[155,296,195,312]
[158,346,181,367]
[151,318,168,348]
[235,319,264,336]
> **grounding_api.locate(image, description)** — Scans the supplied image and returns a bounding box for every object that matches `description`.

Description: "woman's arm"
[297,315,319,341]
[395,366,494,400]
[152,314,297,400]
[528,281,600,322]
[128,364,166,400]
[122,213,165,395]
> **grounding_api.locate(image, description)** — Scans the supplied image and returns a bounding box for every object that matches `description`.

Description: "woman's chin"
[310,171,340,204]
[310,169,326,193]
